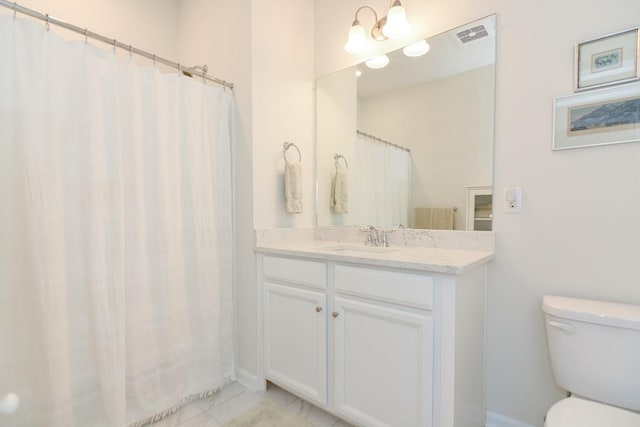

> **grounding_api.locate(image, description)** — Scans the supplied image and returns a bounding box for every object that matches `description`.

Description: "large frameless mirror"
[316,15,496,231]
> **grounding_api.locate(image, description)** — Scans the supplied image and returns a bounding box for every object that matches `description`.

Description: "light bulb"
[365,55,390,69]
[403,40,430,57]
[382,2,411,39]
[344,23,367,54]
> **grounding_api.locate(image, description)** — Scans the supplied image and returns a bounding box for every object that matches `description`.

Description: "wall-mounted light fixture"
[343,0,411,55]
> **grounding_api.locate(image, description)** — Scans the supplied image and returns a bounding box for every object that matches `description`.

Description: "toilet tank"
[542,295,640,412]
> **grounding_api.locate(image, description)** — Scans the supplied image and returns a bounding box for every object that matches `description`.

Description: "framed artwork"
[553,83,640,150]
[575,27,640,91]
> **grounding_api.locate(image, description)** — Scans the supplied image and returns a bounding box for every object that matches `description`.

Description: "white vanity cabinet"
[262,256,328,406]
[259,253,487,427]
[332,264,434,427]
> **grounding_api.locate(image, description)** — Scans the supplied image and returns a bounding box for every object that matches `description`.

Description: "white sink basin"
[322,244,401,254]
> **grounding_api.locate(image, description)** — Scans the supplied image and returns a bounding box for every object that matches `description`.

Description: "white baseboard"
[486,410,536,427]
[234,367,263,392]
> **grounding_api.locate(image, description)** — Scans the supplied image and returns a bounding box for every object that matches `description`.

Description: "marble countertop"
[254,239,494,274]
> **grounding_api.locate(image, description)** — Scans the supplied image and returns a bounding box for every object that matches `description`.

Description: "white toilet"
[542,295,640,426]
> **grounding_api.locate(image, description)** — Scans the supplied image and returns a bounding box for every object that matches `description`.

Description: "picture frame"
[553,83,640,150]
[575,27,640,91]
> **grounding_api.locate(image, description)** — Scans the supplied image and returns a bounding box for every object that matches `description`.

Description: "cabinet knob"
[332,311,339,318]
[315,306,322,313]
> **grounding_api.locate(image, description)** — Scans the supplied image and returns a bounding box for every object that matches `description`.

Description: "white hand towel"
[330,170,348,213]
[284,160,303,213]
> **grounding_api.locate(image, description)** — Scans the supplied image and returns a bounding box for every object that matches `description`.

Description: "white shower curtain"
[354,132,411,228]
[0,16,234,427]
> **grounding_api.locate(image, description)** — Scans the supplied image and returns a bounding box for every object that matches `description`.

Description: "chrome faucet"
[360,225,391,247]
[393,223,407,246]
[379,229,390,247]
[361,225,379,246]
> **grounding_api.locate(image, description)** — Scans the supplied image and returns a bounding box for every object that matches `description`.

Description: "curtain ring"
[112,39,117,54]
[45,13,50,31]
[13,2,17,20]
[178,63,182,76]
[84,28,88,44]
[202,64,208,83]
[129,45,133,60]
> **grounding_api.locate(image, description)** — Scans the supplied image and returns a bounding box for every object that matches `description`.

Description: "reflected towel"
[284,160,303,213]
[330,170,349,213]
[414,207,455,230]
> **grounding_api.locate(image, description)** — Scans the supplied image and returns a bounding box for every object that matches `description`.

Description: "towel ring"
[283,142,301,162]
[334,153,348,170]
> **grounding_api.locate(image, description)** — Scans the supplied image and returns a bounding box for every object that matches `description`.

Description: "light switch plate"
[504,187,522,213]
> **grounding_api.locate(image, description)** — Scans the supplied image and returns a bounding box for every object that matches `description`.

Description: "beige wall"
[5,0,180,57]
[315,1,640,425]
[251,0,316,229]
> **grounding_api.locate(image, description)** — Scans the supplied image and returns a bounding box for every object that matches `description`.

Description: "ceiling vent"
[452,19,494,46]
[456,25,488,44]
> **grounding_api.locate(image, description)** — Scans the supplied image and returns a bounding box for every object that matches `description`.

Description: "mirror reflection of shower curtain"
[354,132,411,228]
[0,16,233,427]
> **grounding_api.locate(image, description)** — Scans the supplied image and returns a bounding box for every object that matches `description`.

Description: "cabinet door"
[333,297,433,427]
[263,282,327,405]
[465,186,493,231]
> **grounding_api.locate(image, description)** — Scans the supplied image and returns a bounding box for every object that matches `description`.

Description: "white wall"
[252,0,316,230]
[316,1,640,425]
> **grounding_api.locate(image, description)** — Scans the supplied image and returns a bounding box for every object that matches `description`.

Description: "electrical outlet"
[504,187,522,213]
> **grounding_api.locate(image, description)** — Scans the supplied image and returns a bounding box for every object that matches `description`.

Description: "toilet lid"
[546,397,640,427]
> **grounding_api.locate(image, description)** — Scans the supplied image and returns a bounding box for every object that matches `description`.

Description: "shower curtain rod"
[357,130,410,152]
[0,0,234,90]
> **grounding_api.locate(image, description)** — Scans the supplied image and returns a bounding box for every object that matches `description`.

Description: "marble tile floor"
[151,381,355,427]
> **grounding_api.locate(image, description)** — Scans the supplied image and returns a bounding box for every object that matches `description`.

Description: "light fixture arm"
[344,1,410,55]
[353,5,378,25]
[352,5,388,41]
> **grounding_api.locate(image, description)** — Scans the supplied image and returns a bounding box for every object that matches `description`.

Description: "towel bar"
[283,141,301,162]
